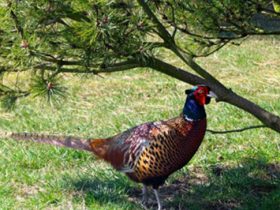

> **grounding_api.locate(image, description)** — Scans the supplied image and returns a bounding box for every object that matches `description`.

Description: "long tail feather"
[0,131,93,152]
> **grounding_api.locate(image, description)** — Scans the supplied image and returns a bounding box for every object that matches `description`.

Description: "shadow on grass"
[62,168,140,208]
[64,157,280,210]
[162,158,280,210]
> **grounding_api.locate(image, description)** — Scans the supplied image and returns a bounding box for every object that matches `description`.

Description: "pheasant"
[1,85,216,210]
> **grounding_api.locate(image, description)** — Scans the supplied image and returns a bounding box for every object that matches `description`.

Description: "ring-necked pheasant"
[1,85,216,210]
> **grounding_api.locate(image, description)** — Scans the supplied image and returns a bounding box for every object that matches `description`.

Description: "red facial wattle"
[193,87,210,106]
[194,93,206,106]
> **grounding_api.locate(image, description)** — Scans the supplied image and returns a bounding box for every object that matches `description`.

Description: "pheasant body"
[90,116,207,188]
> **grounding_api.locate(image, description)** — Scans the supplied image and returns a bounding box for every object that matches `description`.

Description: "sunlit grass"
[0,36,279,209]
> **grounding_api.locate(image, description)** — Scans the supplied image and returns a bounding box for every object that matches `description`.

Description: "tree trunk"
[146,57,280,133]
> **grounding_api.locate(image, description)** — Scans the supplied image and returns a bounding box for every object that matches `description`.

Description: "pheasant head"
[183,85,217,121]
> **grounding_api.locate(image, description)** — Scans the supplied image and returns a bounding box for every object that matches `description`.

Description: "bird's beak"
[207,91,218,99]
[205,91,217,104]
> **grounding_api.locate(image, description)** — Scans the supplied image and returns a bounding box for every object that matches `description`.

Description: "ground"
[0,36,279,209]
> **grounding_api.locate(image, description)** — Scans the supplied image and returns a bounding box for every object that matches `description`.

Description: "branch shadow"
[64,157,280,210]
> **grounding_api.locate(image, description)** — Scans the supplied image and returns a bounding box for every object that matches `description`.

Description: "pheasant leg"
[153,189,162,210]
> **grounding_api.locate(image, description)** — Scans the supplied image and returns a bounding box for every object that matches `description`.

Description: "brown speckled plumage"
[90,116,207,188]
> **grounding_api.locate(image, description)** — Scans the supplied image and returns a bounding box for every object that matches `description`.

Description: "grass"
[0,36,279,210]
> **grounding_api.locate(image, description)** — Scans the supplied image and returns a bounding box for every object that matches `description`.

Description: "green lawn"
[0,37,279,210]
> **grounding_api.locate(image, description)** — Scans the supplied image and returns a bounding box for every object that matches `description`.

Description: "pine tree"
[0,0,280,132]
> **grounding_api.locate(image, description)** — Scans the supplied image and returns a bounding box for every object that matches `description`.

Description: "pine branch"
[34,60,140,74]
[207,125,267,134]
[144,57,206,86]
[10,10,24,38]
[137,0,174,46]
